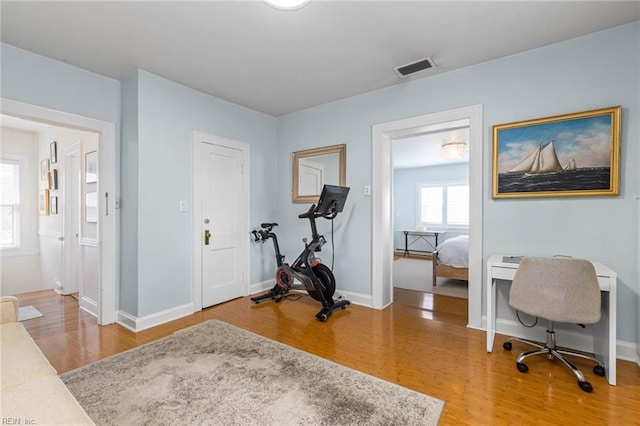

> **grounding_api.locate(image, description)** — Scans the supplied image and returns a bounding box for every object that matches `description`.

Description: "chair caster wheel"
[593,365,605,376]
[516,362,528,373]
[579,381,593,393]
[317,313,328,322]
[503,341,512,351]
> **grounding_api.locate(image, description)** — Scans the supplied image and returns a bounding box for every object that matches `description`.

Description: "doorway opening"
[1,98,118,325]
[391,123,470,324]
[372,105,483,329]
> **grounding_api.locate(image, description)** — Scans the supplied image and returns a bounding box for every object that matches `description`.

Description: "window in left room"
[0,157,22,248]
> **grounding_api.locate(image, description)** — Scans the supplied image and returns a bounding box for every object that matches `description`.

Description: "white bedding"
[436,235,469,268]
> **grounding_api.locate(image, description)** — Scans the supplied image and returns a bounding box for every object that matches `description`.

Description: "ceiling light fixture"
[440,140,468,160]
[263,0,311,11]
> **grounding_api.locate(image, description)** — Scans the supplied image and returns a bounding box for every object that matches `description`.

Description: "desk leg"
[403,231,409,257]
[593,287,617,385]
[486,274,496,353]
[608,282,617,385]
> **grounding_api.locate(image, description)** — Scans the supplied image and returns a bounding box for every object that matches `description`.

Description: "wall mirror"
[292,144,346,203]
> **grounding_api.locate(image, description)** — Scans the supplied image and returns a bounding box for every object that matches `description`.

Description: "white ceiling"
[393,127,469,169]
[1,1,638,117]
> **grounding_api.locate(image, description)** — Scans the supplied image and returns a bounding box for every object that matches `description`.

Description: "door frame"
[192,131,250,311]
[371,104,483,329]
[1,98,118,325]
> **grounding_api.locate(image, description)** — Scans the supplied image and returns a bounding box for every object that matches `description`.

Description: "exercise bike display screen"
[316,184,350,215]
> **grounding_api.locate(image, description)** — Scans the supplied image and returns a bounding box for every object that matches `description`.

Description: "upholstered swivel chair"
[502,257,605,393]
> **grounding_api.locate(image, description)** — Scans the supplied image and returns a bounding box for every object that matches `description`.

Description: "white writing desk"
[486,254,617,385]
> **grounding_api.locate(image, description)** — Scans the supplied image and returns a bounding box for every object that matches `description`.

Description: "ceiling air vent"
[394,57,436,78]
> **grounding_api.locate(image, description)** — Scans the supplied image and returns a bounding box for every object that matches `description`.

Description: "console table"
[401,230,443,256]
[486,254,617,385]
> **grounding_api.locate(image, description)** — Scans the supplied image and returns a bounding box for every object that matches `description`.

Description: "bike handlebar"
[298,204,338,220]
[298,204,316,219]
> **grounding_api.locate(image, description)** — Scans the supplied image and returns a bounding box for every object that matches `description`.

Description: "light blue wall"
[394,163,468,251]
[276,22,639,343]
[120,72,140,315]
[1,43,121,124]
[130,70,278,317]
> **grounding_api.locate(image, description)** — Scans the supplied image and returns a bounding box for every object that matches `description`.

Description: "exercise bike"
[251,185,350,322]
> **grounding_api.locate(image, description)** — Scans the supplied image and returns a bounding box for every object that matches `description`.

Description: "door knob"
[204,229,211,245]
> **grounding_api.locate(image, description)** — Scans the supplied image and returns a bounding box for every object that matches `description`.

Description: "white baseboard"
[116,302,194,333]
[249,279,274,295]
[617,340,639,363]
[248,282,373,308]
[482,316,638,362]
[335,289,372,307]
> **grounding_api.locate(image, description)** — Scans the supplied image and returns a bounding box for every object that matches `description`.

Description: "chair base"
[503,325,605,393]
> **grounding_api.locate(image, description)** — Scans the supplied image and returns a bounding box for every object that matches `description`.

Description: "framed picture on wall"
[39,189,49,215]
[50,141,57,164]
[40,159,49,182]
[492,106,621,199]
[86,191,98,223]
[85,150,98,184]
[50,196,58,214]
[52,169,58,190]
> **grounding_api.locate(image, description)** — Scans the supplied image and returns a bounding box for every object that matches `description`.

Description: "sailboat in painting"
[563,158,577,171]
[509,141,569,175]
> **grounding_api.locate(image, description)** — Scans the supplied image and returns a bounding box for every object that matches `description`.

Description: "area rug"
[17,305,44,321]
[61,320,444,425]
[393,258,468,299]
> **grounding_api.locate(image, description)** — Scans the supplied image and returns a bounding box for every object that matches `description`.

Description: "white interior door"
[61,143,81,295]
[198,137,247,308]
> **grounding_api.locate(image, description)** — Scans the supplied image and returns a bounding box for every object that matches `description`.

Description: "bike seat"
[261,222,278,229]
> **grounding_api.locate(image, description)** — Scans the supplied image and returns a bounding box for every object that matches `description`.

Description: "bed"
[431,234,469,286]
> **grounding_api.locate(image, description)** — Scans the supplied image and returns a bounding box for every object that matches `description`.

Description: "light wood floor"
[16,288,640,425]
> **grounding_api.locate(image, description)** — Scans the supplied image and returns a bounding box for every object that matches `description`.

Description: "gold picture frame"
[292,144,346,203]
[39,189,50,215]
[492,106,621,199]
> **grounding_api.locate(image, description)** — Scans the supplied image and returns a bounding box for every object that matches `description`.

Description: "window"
[418,181,469,228]
[0,159,21,248]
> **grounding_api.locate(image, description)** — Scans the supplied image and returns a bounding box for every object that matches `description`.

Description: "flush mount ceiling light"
[263,0,311,11]
[441,140,469,160]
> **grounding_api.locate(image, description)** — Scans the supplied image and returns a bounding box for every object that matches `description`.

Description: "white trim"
[372,105,483,329]
[192,131,250,312]
[250,279,275,295]
[334,289,373,308]
[1,98,118,325]
[79,296,98,318]
[116,302,195,333]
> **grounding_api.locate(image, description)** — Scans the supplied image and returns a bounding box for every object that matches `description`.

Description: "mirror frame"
[292,144,346,203]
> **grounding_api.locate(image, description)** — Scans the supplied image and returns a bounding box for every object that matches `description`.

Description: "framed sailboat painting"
[492,106,621,199]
